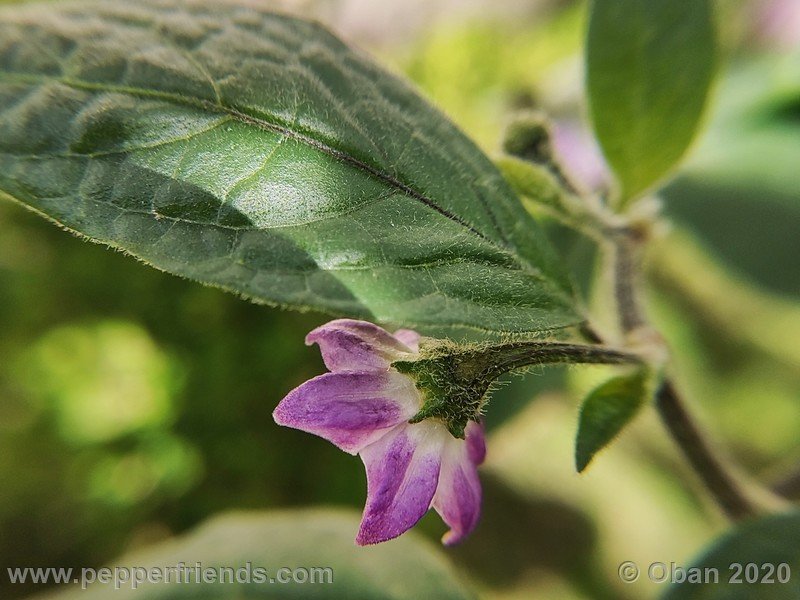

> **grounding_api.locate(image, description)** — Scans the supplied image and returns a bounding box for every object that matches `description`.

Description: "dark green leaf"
[48,509,477,599]
[0,0,577,336]
[662,512,800,600]
[586,0,716,203]
[575,370,649,472]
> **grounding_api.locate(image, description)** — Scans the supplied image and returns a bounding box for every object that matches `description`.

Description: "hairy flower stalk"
[273,319,640,545]
[396,338,640,438]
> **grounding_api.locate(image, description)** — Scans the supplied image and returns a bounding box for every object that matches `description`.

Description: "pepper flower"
[273,319,485,546]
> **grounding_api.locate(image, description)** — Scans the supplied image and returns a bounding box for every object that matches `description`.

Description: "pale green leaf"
[575,370,649,472]
[586,0,716,204]
[663,512,800,600]
[0,0,578,337]
[495,154,602,237]
[495,155,567,214]
[47,509,477,599]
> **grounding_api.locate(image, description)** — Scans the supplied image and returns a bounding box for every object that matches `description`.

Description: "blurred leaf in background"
[663,54,800,298]
[664,512,800,600]
[46,510,477,599]
[16,321,181,445]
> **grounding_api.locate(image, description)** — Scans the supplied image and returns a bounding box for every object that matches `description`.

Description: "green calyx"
[392,338,643,438]
[392,340,506,439]
[392,340,520,438]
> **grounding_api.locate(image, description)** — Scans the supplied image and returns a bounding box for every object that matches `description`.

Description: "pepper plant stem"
[611,229,764,520]
[475,341,642,380]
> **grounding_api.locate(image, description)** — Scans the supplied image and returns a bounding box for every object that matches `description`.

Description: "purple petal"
[551,120,610,193]
[465,420,486,465]
[356,421,449,545]
[432,433,483,546]
[306,319,418,373]
[273,371,420,454]
[757,0,800,49]
[393,329,421,353]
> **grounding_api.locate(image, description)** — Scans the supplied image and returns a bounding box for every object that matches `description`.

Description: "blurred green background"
[1,0,799,598]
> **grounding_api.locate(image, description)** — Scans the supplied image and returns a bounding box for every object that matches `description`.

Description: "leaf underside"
[0,0,578,337]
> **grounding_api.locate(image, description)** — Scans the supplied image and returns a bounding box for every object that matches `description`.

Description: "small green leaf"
[495,154,603,237]
[49,509,477,599]
[662,512,800,600]
[586,0,717,204]
[495,155,568,214]
[0,0,578,337]
[575,370,649,472]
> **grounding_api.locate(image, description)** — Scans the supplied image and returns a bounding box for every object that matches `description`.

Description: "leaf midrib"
[0,72,505,240]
